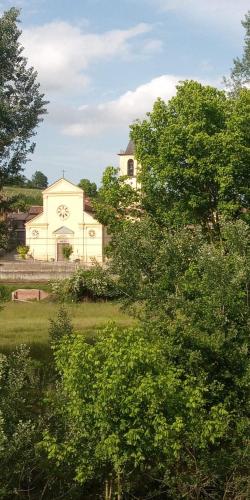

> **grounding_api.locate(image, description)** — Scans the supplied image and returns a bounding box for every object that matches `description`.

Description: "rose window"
[88,229,96,238]
[57,205,70,220]
[32,229,39,238]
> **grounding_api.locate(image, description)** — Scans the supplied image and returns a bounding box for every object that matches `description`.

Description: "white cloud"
[61,74,184,137]
[21,21,153,92]
[154,0,249,29]
[60,74,221,138]
[143,39,163,54]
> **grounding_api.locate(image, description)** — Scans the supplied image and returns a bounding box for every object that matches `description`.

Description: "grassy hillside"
[2,185,43,206]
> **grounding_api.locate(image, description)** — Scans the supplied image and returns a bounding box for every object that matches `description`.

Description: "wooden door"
[57,243,67,261]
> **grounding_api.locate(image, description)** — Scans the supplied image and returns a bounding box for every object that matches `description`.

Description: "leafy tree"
[0,8,47,188]
[0,346,41,498]
[225,11,250,93]
[94,166,139,229]
[104,218,250,496]
[4,173,28,186]
[29,170,48,189]
[42,300,249,498]
[78,178,97,198]
[130,81,250,231]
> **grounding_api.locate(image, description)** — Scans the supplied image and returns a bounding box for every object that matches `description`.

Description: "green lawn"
[0,301,135,358]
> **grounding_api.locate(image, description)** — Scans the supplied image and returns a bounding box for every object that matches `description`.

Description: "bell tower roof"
[118,139,135,156]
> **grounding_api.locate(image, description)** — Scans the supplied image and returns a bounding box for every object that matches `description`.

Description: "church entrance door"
[57,242,69,261]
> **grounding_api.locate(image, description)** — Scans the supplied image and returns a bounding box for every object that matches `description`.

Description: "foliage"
[98,218,250,496]
[51,265,120,302]
[4,173,27,186]
[17,244,29,259]
[49,306,73,346]
[78,178,97,198]
[130,81,250,230]
[2,185,43,208]
[225,11,250,93]
[0,219,15,252]
[0,345,42,498]
[0,285,10,302]
[0,8,47,188]
[62,244,73,261]
[94,166,139,229]
[28,170,48,189]
[42,318,249,498]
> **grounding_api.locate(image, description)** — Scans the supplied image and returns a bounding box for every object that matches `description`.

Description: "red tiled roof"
[84,196,94,213]
[28,205,43,215]
[8,212,28,221]
[8,206,43,223]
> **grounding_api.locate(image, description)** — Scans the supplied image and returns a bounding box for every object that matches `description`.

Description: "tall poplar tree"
[0,8,47,188]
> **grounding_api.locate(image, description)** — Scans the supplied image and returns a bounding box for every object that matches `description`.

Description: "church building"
[25,178,107,262]
[25,140,138,262]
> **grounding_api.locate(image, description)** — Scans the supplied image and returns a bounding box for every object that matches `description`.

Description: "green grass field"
[2,185,43,205]
[0,301,135,358]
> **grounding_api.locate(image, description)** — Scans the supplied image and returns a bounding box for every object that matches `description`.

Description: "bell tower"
[118,140,139,189]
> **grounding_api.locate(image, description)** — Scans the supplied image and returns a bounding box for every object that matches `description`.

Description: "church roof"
[43,177,83,194]
[125,139,135,155]
[118,139,135,156]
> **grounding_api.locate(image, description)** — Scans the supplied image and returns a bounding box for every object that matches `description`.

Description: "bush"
[16,245,29,259]
[42,323,250,498]
[0,285,10,302]
[62,244,73,260]
[51,265,120,302]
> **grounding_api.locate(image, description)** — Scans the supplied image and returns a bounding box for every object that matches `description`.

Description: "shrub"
[51,265,120,302]
[42,323,250,498]
[16,245,29,259]
[0,285,10,302]
[62,244,73,260]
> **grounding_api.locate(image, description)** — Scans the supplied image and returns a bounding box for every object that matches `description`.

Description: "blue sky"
[0,0,249,185]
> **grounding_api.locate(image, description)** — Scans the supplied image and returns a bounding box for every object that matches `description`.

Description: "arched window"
[127,159,134,177]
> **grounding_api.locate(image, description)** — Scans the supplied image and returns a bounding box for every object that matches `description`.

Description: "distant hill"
[2,186,43,208]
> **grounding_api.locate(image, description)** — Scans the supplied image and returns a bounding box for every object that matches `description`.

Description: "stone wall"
[0,260,90,282]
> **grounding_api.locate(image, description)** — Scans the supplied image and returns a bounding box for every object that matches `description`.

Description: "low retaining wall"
[0,260,89,282]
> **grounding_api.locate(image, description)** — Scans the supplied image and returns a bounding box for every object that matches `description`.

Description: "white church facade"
[25,178,108,263]
[25,140,138,263]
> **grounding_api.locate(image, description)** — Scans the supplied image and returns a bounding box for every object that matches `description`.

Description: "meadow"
[2,185,43,205]
[0,301,135,358]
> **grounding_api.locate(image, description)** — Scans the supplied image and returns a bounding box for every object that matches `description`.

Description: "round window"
[32,229,39,238]
[88,229,96,238]
[57,205,70,220]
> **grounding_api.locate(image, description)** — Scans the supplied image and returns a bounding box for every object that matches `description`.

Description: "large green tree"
[130,81,250,230]
[0,8,47,188]
[94,166,139,229]
[78,178,97,198]
[29,170,48,189]
[43,220,250,499]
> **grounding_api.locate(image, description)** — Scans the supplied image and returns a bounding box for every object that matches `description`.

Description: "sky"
[0,0,249,185]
